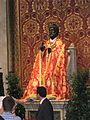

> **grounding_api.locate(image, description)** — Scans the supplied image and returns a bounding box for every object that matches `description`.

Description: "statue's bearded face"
[49,24,59,40]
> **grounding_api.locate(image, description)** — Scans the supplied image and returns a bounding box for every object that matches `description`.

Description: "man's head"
[37,86,46,99]
[49,23,59,40]
[2,96,15,112]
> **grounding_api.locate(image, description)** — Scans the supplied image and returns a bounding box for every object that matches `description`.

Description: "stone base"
[23,100,68,120]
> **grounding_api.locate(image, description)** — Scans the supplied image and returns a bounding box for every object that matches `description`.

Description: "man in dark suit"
[36,86,54,120]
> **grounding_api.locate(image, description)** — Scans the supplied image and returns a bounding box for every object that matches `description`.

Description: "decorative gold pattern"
[12,0,90,88]
[87,16,90,29]
[43,17,60,33]
[77,37,90,69]
[32,0,48,14]
[76,0,90,9]
[64,14,83,33]
[23,19,39,37]
[53,0,69,12]
[78,37,90,57]
[20,0,28,16]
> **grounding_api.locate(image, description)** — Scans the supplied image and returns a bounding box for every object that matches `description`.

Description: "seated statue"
[22,23,69,100]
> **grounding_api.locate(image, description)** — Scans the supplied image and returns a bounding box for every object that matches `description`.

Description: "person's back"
[1,113,16,120]
[36,86,54,120]
[37,98,54,120]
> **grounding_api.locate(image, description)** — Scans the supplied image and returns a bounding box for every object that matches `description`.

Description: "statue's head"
[48,23,59,40]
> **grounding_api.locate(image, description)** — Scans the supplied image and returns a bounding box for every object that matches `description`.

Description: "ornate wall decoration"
[87,16,90,29]
[32,0,49,14]
[13,0,90,88]
[53,0,69,12]
[20,0,28,16]
[76,0,90,9]
[64,14,83,33]
[43,16,61,33]
[23,19,39,37]
[77,37,90,69]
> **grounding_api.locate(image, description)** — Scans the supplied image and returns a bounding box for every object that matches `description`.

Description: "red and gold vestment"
[23,38,69,100]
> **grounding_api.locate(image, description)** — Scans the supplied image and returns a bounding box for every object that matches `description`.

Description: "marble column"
[0,0,8,95]
[66,43,77,87]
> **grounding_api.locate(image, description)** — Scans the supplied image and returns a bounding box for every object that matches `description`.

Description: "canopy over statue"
[23,23,69,100]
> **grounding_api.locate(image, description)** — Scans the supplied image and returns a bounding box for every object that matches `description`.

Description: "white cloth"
[0,96,5,108]
[50,37,57,43]
[40,97,46,104]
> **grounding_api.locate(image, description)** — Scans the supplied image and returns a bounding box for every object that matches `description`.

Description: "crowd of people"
[0,86,54,120]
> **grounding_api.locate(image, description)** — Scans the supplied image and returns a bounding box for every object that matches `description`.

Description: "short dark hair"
[2,96,15,112]
[37,86,46,97]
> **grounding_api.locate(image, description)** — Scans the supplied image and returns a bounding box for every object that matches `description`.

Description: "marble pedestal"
[23,100,68,120]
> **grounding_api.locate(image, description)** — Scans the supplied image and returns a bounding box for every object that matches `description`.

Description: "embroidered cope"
[23,38,69,100]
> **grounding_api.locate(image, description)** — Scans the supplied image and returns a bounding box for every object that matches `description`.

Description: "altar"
[22,44,76,120]
[23,100,68,120]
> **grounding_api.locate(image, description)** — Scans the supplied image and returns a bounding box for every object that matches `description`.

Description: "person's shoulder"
[43,98,51,104]
[43,99,53,109]
[14,116,21,120]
